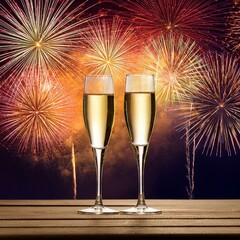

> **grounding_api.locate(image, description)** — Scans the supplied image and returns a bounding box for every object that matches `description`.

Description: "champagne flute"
[79,75,118,214]
[122,74,161,214]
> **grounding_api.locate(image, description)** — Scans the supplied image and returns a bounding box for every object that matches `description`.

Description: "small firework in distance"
[0,0,94,81]
[145,34,203,105]
[81,18,140,81]
[177,53,240,157]
[108,0,231,50]
[0,72,80,155]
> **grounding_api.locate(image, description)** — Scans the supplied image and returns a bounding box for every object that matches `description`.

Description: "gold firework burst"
[81,18,140,81]
[0,0,94,81]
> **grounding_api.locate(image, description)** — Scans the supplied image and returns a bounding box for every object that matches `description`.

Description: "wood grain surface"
[0,200,239,239]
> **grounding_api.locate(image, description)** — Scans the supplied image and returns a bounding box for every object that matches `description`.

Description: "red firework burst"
[106,0,231,50]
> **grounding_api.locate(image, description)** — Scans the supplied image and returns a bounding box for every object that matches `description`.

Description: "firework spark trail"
[106,0,231,50]
[192,134,196,197]
[185,122,195,199]
[71,141,77,199]
[145,33,203,106]
[81,18,140,81]
[0,0,95,82]
[0,72,79,155]
[185,103,195,199]
[185,123,191,198]
[177,53,240,157]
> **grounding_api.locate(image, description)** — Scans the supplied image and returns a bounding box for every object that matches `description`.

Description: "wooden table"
[0,200,240,239]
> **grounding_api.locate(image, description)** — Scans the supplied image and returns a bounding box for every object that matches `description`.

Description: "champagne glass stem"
[92,148,105,206]
[135,145,148,207]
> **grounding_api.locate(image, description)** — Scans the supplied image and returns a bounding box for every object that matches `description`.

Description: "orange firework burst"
[145,34,203,106]
[0,72,80,155]
[80,18,140,81]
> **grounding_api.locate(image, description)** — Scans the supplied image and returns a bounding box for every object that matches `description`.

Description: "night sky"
[0,0,239,200]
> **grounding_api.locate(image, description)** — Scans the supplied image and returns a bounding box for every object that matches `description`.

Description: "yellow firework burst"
[81,18,140,81]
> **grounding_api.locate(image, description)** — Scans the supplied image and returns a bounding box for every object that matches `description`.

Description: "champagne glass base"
[121,205,161,214]
[78,205,119,215]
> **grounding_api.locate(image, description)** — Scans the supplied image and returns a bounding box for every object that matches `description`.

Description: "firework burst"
[145,34,203,105]
[0,0,94,81]
[106,0,231,50]
[228,1,240,57]
[81,18,140,81]
[0,72,80,154]
[177,53,240,157]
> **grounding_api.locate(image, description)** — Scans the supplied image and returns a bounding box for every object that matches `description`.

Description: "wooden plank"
[0,226,240,236]
[1,214,240,220]
[0,219,240,227]
[0,200,239,238]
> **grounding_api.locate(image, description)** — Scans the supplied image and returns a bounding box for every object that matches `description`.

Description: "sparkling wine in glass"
[78,75,118,214]
[122,74,161,214]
